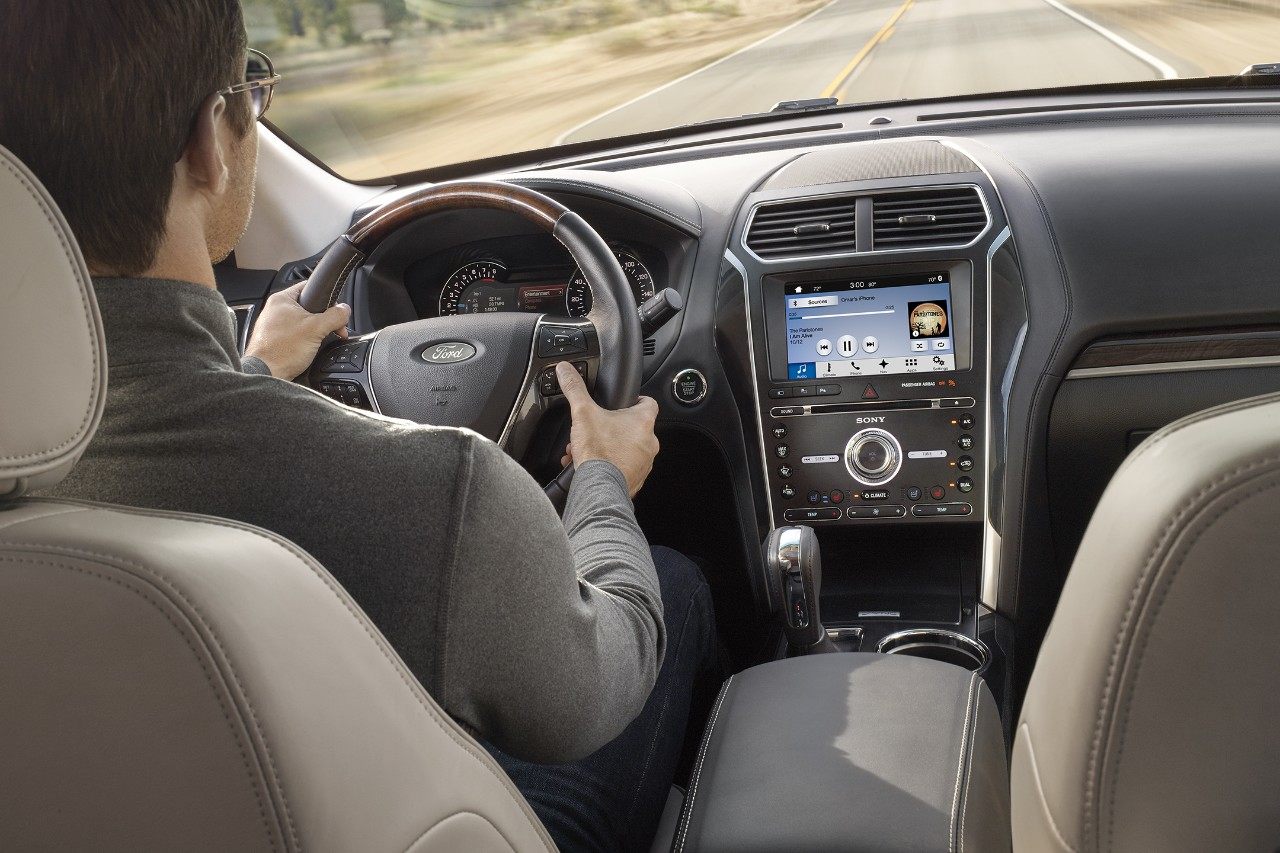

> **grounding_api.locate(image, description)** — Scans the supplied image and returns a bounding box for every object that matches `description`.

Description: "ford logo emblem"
[423,342,477,364]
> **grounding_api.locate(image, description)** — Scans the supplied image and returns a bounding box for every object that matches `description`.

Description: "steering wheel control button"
[929,485,946,501]
[671,369,708,405]
[538,361,588,396]
[780,484,796,500]
[536,325,588,357]
[317,380,370,410]
[957,455,975,472]
[783,508,841,522]
[958,413,976,429]
[847,505,907,519]
[957,434,975,450]
[911,503,973,518]
[316,339,369,373]
[957,476,974,494]
[860,489,890,502]
[906,486,923,502]
[775,444,789,459]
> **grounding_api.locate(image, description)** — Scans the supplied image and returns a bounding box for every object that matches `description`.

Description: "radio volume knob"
[844,428,903,486]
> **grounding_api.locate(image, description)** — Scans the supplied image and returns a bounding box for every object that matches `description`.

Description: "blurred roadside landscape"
[250,0,825,179]
[249,0,1280,180]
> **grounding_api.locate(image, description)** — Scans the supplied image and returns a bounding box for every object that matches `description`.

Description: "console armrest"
[672,653,1009,853]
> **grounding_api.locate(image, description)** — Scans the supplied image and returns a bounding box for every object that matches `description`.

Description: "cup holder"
[876,629,990,674]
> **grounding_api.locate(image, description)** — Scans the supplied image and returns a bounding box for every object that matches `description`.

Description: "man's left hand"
[245,282,351,380]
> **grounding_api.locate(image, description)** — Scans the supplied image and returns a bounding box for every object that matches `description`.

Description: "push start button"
[671,368,708,405]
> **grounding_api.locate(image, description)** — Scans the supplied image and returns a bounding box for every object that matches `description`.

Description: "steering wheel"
[298,181,642,510]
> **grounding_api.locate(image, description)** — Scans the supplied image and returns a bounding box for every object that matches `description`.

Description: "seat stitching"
[1104,473,1280,850]
[674,675,732,853]
[958,679,982,853]
[950,672,979,853]
[7,498,556,850]
[0,154,100,464]
[1018,722,1077,853]
[1084,451,1280,848]
[400,810,520,853]
[0,540,303,850]
[0,554,280,851]
[1115,391,1280,474]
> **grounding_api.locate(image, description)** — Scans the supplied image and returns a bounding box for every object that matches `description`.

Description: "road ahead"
[561,0,1166,143]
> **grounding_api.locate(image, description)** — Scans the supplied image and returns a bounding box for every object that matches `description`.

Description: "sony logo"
[855,416,886,424]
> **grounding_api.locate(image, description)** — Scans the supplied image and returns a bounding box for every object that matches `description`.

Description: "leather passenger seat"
[0,146,556,851]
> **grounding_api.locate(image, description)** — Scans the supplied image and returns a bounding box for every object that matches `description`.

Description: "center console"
[757,260,985,527]
[722,139,1020,695]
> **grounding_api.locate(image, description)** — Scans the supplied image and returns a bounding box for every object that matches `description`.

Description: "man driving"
[0,2,717,850]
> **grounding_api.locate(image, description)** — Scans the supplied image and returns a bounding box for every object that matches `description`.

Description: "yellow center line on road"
[819,0,915,100]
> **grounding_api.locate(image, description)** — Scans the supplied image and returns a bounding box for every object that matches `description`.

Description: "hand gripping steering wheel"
[298,181,642,510]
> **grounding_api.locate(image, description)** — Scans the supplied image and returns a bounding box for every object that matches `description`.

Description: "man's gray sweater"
[50,277,664,762]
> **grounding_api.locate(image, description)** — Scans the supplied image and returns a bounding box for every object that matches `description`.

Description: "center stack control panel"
[747,259,987,528]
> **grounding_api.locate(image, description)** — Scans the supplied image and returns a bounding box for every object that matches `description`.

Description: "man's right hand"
[556,361,659,498]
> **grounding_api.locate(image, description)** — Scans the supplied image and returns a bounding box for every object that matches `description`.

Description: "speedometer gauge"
[439,260,510,315]
[566,250,656,317]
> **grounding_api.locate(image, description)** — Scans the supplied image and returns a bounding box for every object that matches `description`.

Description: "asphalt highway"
[560,0,1166,143]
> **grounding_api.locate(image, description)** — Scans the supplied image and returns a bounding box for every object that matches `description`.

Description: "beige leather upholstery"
[0,146,106,498]
[1012,391,1280,852]
[0,145,553,852]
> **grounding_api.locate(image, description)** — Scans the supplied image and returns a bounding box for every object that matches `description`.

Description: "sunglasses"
[220,48,280,120]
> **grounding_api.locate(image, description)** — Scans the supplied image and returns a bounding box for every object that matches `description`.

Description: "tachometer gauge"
[439,260,511,315]
[566,250,656,317]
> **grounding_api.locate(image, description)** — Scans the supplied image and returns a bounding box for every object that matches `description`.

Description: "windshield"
[249,0,1280,180]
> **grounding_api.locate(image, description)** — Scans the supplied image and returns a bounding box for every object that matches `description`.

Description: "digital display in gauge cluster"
[437,249,655,317]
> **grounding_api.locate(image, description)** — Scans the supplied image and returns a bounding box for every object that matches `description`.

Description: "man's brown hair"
[0,0,252,275]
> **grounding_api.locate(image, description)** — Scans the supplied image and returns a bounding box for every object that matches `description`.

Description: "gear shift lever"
[765,525,836,654]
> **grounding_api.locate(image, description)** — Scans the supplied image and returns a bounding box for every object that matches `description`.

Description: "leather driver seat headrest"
[0,145,107,499]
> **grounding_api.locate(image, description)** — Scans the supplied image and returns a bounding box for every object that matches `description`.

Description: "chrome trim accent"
[670,368,708,405]
[230,303,255,352]
[1065,355,1280,380]
[980,226,1011,611]
[362,332,384,414]
[876,628,991,673]
[844,427,902,486]
[739,182,992,265]
[725,249,776,531]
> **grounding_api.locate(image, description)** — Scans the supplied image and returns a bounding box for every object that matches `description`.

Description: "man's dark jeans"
[487,546,718,852]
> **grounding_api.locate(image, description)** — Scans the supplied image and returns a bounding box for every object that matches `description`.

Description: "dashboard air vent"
[745,195,856,258]
[872,187,985,249]
[643,337,656,356]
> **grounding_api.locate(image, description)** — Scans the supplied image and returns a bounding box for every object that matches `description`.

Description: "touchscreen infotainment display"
[784,271,954,380]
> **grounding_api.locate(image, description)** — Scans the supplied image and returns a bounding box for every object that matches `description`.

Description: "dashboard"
[404,236,662,319]
[239,87,1280,695]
